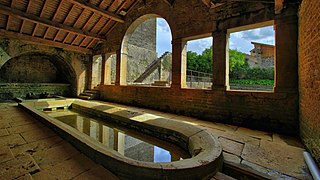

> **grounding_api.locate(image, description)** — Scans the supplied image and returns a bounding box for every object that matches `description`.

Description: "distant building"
[245,42,275,69]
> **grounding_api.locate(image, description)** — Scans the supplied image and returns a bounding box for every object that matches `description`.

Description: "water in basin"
[44,109,190,163]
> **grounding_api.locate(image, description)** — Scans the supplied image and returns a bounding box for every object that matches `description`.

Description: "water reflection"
[44,109,188,162]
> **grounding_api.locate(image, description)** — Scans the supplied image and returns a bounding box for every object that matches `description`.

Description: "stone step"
[78,95,92,100]
[80,92,95,96]
[85,90,100,94]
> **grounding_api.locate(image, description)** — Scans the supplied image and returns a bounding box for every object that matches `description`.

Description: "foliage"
[230,79,274,85]
[186,47,274,84]
[187,47,212,73]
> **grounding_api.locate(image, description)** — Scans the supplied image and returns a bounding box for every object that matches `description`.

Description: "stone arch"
[120,14,173,85]
[0,51,77,97]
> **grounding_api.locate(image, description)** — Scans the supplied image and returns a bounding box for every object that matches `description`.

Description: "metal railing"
[186,69,212,89]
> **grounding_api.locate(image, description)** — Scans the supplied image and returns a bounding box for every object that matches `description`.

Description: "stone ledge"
[19,99,223,180]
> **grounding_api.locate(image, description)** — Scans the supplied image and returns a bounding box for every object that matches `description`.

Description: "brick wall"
[298,0,320,164]
[101,85,298,135]
[99,1,299,135]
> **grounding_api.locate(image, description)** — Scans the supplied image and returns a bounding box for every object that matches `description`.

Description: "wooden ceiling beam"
[19,0,32,33]
[0,5,106,41]
[43,0,64,39]
[54,4,76,41]
[32,0,49,36]
[103,0,137,36]
[97,0,128,35]
[0,29,91,54]
[210,0,274,3]
[65,0,125,23]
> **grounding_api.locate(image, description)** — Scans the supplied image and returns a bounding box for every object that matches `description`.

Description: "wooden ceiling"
[0,0,138,53]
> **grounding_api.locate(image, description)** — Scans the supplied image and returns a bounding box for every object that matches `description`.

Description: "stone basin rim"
[19,98,223,179]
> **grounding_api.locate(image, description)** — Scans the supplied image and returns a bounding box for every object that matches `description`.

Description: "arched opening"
[0,52,77,100]
[121,14,172,87]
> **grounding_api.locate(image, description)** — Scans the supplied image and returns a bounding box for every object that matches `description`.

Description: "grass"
[230,79,274,86]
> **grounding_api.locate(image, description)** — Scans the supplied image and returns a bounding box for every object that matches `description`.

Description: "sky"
[156,18,275,56]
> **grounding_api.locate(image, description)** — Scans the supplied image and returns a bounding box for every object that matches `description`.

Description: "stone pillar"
[115,50,122,86]
[274,14,298,92]
[171,38,185,89]
[87,55,93,90]
[212,31,228,90]
[105,54,112,85]
[100,53,106,85]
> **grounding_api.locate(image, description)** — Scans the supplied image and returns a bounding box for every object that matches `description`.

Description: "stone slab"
[10,136,63,156]
[20,128,56,143]
[241,142,310,179]
[206,127,260,146]
[7,123,46,134]
[235,127,272,141]
[0,134,26,147]
[0,154,40,179]
[219,137,244,156]
[0,128,9,136]
[33,154,94,180]
[73,165,119,180]
[0,145,14,163]
[32,141,80,169]
[223,152,241,164]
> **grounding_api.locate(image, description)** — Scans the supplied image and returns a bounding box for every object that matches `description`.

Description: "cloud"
[229,26,275,54]
[187,37,213,54]
[156,18,172,57]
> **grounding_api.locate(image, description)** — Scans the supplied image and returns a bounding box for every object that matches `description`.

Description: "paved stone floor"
[0,101,312,179]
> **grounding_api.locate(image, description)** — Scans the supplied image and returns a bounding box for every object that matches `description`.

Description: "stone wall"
[0,54,66,83]
[298,0,320,164]
[0,38,90,96]
[127,19,158,84]
[0,83,71,100]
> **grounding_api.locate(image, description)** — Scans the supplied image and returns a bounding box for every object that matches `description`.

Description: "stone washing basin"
[19,99,222,179]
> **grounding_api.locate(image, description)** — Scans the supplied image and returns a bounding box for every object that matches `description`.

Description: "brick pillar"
[171,38,184,89]
[274,14,298,92]
[100,53,106,85]
[115,50,121,86]
[212,31,228,90]
[87,55,93,90]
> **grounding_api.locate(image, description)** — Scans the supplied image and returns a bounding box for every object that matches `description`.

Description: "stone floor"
[0,100,312,179]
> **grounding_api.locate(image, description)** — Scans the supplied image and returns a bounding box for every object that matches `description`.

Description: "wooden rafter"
[62,7,87,44]
[32,0,48,37]
[97,0,128,35]
[43,0,64,39]
[103,0,138,36]
[0,5,106,41]
[77,0,106,48]
[65,0,125,23]
[0,29,90,53]
[53,4,76,41]
[209,0,274,3]
[86,38,96,49]
[20,0,32,33]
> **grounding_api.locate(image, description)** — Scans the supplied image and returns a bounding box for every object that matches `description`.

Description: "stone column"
[212,31,228,90]
[171,38,185,89]
[274,14,298,92]
[115,50,122,86]
[100,53,106,85]
[105,54,112,85]
[86,55,93,90]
